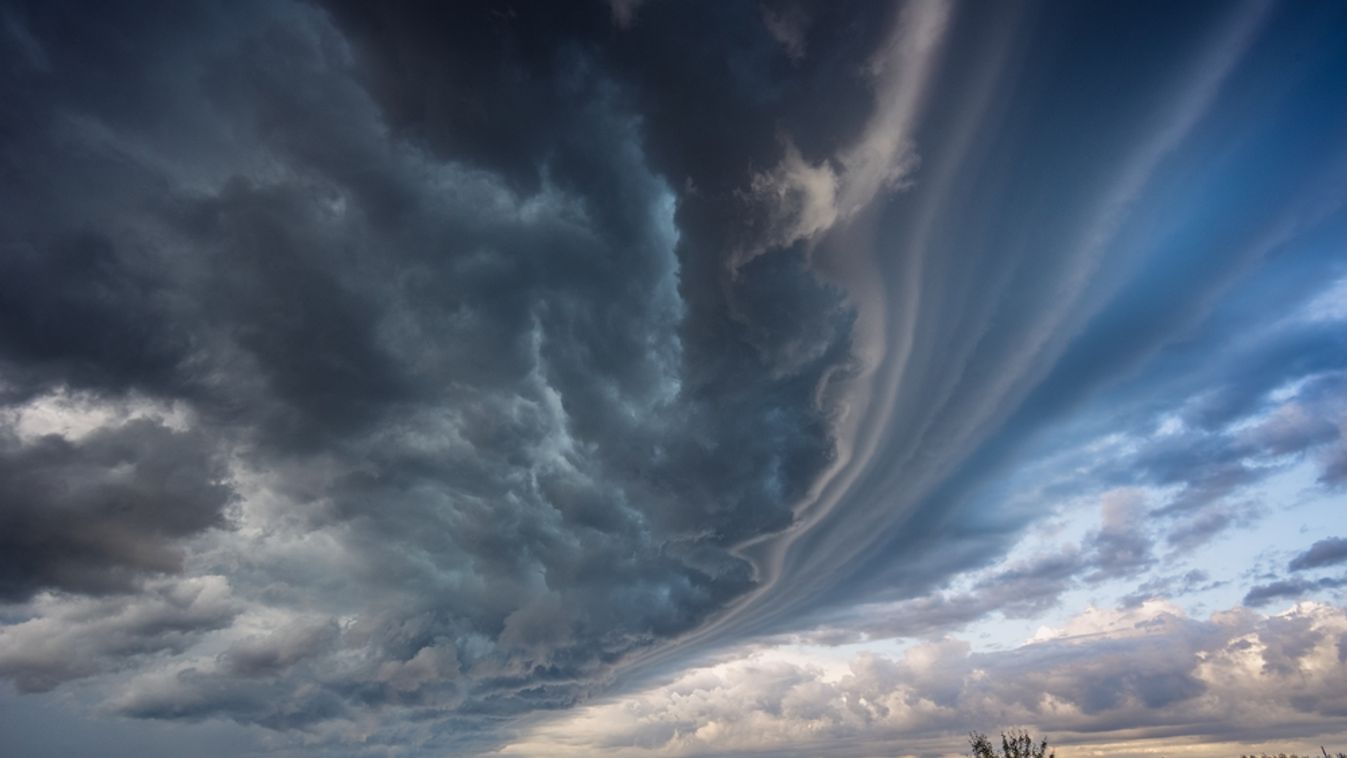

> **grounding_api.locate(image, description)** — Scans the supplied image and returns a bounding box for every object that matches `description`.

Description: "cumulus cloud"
[506,602,1347,757]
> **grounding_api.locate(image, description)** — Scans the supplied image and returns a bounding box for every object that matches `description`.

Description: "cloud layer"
[507,602,1347,757]
[2,1,1347,756]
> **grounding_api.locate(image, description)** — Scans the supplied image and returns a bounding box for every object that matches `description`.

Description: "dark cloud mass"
[2,1,1347,756]
[0,418,231,599]
[0,0,861,747]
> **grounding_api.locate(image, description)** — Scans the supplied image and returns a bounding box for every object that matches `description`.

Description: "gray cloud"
[1083,490,1156,584]
[0,418,233,600]
[1290,538,1347,572]
[0,576,238,692]
[1244,576,1347,608]
[1120,569,1225,609]
[0,0,869,745]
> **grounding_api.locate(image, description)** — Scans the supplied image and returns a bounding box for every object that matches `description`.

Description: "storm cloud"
[2,1,1347,756]
[0,0,858,742]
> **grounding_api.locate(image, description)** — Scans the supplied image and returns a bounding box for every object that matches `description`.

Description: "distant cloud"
[506,602,1347,757]
[1244,576,1347,608]
[1290,537,1347,572]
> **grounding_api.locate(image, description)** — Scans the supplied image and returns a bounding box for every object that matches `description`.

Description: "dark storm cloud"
[0,233,194,400]
[316,0,889,387]
[0,419,232,600]
[0,0,884,745]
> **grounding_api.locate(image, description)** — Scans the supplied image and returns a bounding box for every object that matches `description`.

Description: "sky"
[1,1,1347,756]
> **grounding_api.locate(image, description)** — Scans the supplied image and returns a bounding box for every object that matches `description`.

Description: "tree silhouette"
[969,730,1055,758]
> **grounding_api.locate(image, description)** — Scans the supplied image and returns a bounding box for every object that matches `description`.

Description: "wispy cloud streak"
[638,1,1276,668]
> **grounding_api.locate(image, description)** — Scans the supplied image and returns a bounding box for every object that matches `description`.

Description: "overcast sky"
[2,1,1347,756]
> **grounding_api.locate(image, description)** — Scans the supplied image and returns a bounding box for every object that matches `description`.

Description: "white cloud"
[4,389,192,444]
[505,601,1347,757]
[1299,275,1347,323]
[740,0,951,266]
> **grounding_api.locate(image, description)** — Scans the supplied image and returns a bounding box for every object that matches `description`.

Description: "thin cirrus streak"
[616,0,957,679]
[620,0,1277,680]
